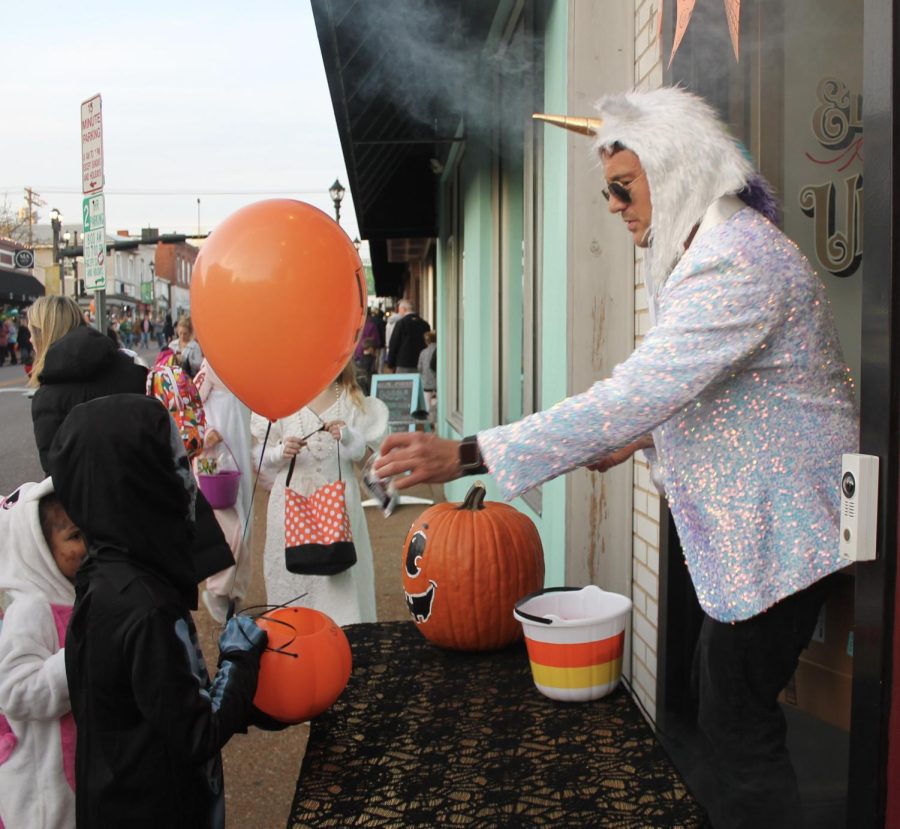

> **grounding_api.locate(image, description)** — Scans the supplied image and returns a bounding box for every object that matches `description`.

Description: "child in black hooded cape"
[48,394,268,829]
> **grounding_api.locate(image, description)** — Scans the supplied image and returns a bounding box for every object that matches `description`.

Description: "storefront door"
[656,1,897,825]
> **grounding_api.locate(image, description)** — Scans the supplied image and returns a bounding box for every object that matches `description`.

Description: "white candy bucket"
[513,585,632,702]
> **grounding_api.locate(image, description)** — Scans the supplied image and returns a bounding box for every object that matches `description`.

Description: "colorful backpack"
[146,354,207,460]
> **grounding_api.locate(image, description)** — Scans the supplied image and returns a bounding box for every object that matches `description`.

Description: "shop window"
[493,1,544,513]
[495,3,544,431]
[670,0,863,391]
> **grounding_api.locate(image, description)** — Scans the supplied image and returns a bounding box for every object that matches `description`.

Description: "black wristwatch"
[458,435,489,476]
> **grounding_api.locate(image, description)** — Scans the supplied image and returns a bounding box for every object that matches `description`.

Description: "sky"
[2,1,362,248]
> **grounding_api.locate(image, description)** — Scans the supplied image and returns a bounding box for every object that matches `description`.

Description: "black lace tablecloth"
[289,622,706,828]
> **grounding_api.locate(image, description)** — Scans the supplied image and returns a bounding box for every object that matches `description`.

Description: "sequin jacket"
[478,207,858,622]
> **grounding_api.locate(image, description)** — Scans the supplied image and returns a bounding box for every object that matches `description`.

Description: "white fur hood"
[0,478,75,605]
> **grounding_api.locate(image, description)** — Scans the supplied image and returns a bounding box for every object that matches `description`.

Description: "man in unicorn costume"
[0,478,87,828]
[376,87,859,828]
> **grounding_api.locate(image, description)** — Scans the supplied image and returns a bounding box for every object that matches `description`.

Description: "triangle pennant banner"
[724,0,741,61]
[669,0,697,68]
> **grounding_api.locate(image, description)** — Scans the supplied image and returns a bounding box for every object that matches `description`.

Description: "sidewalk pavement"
[194,480,446,829]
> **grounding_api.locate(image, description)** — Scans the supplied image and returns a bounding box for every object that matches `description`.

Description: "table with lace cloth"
[289,622,706,828]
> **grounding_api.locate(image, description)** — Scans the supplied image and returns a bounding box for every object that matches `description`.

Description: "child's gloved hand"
[218,615,267,659]
[250,706,292,732]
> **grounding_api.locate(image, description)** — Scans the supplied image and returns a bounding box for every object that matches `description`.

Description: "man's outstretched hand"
[373,432,464,490]
[584,435,654,473]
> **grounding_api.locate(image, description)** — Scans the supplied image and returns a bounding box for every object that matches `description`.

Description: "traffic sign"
[83,194,105,232]
[83,194,106,291]
[13,249,34,270]
[81,94,104,195]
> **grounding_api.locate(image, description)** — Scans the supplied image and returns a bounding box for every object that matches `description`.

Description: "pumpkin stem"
[459,482,487,510]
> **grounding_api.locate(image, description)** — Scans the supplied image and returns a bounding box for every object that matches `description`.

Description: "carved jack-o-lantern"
[402,482,545,651]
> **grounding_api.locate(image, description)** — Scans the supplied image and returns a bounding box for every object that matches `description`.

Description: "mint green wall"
[437,0,570,587]
[530,0,570,586]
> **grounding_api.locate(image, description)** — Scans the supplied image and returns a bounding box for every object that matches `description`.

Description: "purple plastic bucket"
[198,470,241,509]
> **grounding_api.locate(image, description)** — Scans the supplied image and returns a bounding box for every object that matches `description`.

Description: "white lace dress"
[251,392,389,626]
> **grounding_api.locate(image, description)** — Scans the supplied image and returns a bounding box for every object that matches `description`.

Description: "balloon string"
[224,420,273,620]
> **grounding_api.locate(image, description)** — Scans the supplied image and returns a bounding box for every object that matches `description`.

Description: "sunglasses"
[601,171,646,205]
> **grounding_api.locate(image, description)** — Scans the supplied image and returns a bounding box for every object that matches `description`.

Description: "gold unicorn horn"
[532,113,603,136]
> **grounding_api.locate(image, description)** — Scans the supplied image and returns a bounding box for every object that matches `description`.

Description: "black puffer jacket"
[32,325,147,472]
[31,326,234,581]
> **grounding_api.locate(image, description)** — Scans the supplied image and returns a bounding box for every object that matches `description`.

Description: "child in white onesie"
[0,478,87,829]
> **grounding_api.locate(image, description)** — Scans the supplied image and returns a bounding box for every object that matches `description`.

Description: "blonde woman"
[168,315,203,378]
[251,361,389,625]
[29,296,147,473]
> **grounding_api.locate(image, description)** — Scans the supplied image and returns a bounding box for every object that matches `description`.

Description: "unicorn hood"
[592,86,777,298]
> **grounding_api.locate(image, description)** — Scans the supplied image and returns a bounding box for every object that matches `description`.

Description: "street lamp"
[353,236,361,252]
[329,179,346,224]
[50,208,63,296]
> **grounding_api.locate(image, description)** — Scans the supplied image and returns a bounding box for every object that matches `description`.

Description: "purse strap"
[285,431,342,488]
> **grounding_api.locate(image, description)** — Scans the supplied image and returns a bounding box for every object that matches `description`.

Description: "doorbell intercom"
[839,453,879,563]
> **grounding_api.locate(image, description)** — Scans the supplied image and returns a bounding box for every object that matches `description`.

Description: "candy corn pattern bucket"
[514,585,632,702]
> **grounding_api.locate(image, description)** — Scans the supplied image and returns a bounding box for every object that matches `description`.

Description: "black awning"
[312,0,500,295]
[0,268,45,305]
[369,240,410,298]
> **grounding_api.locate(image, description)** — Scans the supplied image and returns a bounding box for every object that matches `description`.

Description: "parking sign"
[83,194,106,291]
[81,94,104,195]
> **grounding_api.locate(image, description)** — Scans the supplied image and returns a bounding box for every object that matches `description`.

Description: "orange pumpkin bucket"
[252,607,352,723]
[514,586,632,702]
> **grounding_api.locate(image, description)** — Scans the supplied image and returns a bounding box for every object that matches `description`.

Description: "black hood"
[47,394,199,599]
[39,324,117,384]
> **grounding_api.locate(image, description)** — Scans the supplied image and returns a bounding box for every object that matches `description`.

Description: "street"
[0,362,42,494]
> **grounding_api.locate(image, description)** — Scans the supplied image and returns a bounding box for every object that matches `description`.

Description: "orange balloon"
[253,607,352,724]
[191,200,367,420]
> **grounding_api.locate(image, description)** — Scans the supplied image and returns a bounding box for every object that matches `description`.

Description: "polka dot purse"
[283,443,357,576]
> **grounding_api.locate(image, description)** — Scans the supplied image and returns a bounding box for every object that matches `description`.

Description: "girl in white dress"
[251,362,389,626]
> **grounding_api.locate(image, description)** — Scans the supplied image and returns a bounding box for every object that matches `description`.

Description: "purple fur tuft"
[738,172,780,224]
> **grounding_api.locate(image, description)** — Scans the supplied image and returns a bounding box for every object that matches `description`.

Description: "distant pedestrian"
[0,319,8,367]
[140,313,151,350]
[354,309,382,392]
[383,306,403,368]
[163,312,175,342]
[154,315,166,348]
[6,318,18,365]
[354,338,378,395]
[418,330,437,413]
[168,315,203,378]
[17,318,33,377]
[119,315,133,349]
[386,300,430,374]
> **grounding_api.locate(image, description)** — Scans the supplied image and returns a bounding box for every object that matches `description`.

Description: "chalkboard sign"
[370,373,423,432]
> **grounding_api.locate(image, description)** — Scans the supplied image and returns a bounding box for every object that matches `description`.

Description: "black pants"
[695,576,832,829]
